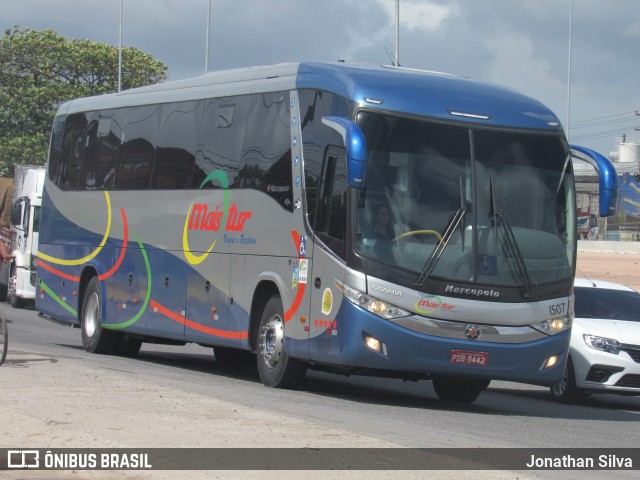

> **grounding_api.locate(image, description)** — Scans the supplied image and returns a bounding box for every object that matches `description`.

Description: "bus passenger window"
[155,101,199,189]
[195,97,248,189]
[117,106,159,190]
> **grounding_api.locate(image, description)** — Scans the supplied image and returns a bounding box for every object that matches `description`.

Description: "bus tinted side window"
[195,97,248,189]
[56,113,89,191]
[48,115,68,188]
[79,111,121,190]
[155,101,200,189]
[240,92,293,211]
[117,105,159,190]
[316,147,347,260]
[299,89,350,228]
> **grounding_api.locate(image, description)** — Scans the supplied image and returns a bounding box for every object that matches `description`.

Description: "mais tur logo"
[182,170,252,265]
[414,295,456,315]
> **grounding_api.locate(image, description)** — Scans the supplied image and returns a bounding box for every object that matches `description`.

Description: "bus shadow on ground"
[58,343,640,421]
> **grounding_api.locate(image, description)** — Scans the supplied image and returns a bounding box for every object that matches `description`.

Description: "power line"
[571,115,638,129]
[571,128,634,141]
[570,110,638,127]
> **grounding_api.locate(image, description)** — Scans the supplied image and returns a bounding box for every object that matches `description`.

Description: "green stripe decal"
[103,230,151,330]
[39,280,77,317]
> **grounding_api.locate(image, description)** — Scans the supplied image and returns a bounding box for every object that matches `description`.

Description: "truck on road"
[0,165,46,308]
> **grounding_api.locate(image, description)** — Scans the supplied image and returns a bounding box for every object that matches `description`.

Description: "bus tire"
[115,336,142,357]
[432,376,488,403]
[81,277,120,354]
[549,357,583,403]
[256,295,306,388]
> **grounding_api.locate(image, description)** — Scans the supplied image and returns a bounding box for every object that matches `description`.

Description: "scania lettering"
[371,285,402,296]
[37,62,617,403]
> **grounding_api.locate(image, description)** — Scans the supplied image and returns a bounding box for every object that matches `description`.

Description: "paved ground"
[576,250,640,291]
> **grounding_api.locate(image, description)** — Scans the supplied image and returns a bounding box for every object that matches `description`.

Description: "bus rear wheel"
[432,376,490,403]
[256,295,306,388]
[81,277,120,354]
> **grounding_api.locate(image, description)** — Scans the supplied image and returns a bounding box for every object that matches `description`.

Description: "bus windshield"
[355,111,575,291]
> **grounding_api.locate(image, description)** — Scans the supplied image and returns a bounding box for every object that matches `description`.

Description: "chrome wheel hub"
[84,292,100,338]
[259,315,284,369]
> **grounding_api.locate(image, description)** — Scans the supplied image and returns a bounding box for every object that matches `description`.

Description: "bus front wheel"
[432,376,489,403]
[256,295,306,388]
[549,357,585,403]
[81,277,120,354]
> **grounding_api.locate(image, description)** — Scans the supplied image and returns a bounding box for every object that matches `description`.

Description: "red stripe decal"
[99,208,128,281]
[37,260,80,282]
[38,208,129,283]
[284,230,306,323]
[150,299,248,340]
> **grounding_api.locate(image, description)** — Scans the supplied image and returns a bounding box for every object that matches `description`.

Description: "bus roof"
[59,61,562,131]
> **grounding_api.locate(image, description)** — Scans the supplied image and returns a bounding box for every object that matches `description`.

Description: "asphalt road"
[2,304,639,479]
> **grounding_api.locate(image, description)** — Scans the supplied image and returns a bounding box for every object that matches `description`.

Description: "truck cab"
[8,166,45,308]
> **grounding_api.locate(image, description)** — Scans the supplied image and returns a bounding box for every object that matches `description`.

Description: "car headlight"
[338,281,409,320]
[531,315,573,335]
[583,335,621,355]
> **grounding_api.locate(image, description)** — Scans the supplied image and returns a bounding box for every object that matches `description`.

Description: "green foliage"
[0,26,167,177]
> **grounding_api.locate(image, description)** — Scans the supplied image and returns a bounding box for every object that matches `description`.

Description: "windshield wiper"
[414,178,466,287]
[489,178,534,299]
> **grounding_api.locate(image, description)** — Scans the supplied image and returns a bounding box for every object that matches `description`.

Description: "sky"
[3,0,639,158]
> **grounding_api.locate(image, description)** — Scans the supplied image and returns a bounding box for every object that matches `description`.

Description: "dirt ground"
[576,250,640,291]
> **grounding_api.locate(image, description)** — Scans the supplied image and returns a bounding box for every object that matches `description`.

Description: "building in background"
[574,137,640,241]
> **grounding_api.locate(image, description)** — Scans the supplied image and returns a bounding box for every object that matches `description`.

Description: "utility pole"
[205,0,211,73]
[566,0,574,141]
[118,0,123,92]
[395,0,400,67]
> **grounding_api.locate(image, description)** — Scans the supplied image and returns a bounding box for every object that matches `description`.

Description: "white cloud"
[481,28,571,122]
[373,0,460,31]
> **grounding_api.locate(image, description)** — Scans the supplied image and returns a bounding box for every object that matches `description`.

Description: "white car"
[550,277,640,402]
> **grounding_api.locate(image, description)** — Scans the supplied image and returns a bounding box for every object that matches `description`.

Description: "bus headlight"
[338,282,409,320]
[531,315,572,335]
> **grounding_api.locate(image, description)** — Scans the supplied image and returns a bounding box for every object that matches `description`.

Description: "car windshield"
[574,286,640,322]
[354,111,575,292]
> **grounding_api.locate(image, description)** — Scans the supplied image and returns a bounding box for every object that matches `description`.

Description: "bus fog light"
[364,335,388,357]
[540,354,560,370]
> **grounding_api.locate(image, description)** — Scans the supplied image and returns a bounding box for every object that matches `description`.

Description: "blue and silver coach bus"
[37,62,617,403]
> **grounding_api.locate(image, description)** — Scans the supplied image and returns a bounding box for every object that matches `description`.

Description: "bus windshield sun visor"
[322,116,367,188]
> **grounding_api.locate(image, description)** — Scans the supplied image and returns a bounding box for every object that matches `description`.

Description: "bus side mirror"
[322,116,367,189]
[570,145,618,217]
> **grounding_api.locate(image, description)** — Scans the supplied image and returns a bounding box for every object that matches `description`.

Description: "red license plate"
[449,349,489,367]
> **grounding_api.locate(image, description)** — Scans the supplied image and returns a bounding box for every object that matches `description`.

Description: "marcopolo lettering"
[445,284,500,298]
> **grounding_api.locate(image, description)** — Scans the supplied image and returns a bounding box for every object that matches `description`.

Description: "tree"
[0,26,168,177]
